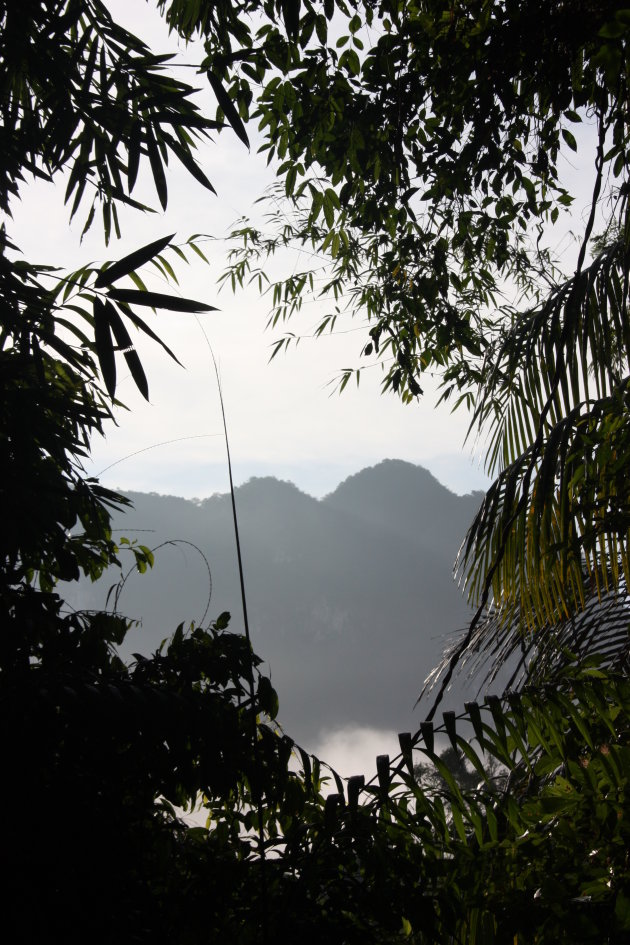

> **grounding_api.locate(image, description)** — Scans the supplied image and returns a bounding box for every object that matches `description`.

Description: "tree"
[196,0,630,696]
[4,2,630,943]
[0,2,295,940]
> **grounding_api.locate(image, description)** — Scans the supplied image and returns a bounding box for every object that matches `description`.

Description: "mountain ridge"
[66,460,485,747]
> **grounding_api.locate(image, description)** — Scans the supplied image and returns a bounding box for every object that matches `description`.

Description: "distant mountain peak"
[325,459,451,501]
[238,475,310,496]
[67,458,481,746]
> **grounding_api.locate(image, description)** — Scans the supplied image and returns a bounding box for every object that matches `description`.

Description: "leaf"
[340,48,360,76]
[562,128,578,152]
[450,799,468,841]
[281,0,300,40]
[103,300,149,400]
[207,72,250,148]
[376,754,390,794]
[324,792,341,828]
[166,135,217,195]
[257,676,279,719]
[285,164,297,197]
[120,306,183,365]
[107,288,218,313]
[108,187,157,214]
[94,234,176,287]
[298,747,312,790]
[615,891,630,930]
[146,129,168,210]
[93,297,116,398]
[465,702,486,750]
[420,721,434,755]
[347,774,364,810]
[443,710,458,751]
[398,732,413,775]
[127,121,141,192]
[323,193,335,228]
[187,239,210,263]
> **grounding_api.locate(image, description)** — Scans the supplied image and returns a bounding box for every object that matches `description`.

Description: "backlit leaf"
[95,234,176,287]
[107,287,218,313]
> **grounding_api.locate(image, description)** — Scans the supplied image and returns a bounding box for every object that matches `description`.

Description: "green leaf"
[93,296,116,398]
[298,747,312,790]
[285,164,297,197]
[323,193,335,228]
[166,136,217,195]
[450,800,467,841]
[562,128,578,152]
[257,675,279,719]
[398,732,413,775]
[420,721,434,755]
[207,72,250,148]
[107,288,219,313]
[187,239,210,263]
[443,711,458,751]
[120,306,183,365]
[281,0,300,40]
[340,48,360,76]
[465,702,486,750]
[127,121,141,192]
[613,149,625,177]
[103,300,149,400]
[146,129,168,210]
[95,234,176,287]
[615,891,630,930]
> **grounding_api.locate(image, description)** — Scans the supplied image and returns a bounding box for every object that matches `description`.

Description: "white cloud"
[311,726,403,786]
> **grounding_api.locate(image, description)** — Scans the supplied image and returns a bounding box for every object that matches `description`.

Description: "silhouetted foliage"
[214,0,630,687]
[3,2,630,943]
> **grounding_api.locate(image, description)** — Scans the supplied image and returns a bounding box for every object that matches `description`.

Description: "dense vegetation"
[2,1,630,942]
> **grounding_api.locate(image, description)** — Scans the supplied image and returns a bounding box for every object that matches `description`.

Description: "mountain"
[64,460,485,747]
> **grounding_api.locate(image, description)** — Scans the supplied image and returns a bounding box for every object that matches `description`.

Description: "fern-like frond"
[459,378,630,626]
[474,237,629,478]
[425,579,630,699]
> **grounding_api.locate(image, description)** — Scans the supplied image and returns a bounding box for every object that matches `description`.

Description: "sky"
[12,1,605,779]
[11,1,602,504]
[9,0,502,503]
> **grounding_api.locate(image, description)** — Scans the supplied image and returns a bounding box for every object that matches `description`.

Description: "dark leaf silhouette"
[93,296,116,397]
[107,287,218,313]
[207,71,250,148]
[95,234,176,288]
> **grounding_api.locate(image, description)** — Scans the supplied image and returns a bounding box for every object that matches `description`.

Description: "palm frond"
[474,237,629,478]
[459,377,630,627]
[425,577,630,699]
[457,231,630,627]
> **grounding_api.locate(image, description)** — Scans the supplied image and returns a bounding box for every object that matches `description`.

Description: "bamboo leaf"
[95,234,176,287]
[119,305,183,365]
[207,71,250,148]
[146,129,168,209]
[93,296,116,397]
[166,135,217,194]
[107,288,218,313]
[103,300,149,400]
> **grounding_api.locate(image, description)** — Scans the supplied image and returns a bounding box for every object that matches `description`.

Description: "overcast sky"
[12,1,602,504]
[10,0,496,502]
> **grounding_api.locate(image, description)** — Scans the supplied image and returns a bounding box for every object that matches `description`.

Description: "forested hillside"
[68,460,485,744]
